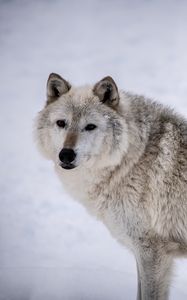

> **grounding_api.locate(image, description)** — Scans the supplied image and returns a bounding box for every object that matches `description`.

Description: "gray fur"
[35,74,187,300]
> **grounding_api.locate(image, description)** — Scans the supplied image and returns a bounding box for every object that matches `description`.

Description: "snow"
[0,0,187,299]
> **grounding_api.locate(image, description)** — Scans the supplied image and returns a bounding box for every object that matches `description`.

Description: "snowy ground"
[1,0,187,299]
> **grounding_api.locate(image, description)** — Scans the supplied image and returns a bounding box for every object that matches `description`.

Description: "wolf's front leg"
[135,244,173,300]
[136,259,142,300]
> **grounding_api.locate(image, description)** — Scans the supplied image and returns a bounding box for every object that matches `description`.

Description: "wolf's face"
[36,74,128,170]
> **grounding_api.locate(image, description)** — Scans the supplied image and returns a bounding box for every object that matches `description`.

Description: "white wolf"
[35,73,187,300]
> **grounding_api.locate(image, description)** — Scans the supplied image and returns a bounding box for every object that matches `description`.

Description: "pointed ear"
[46,73,71,105]
[93,76,119,107]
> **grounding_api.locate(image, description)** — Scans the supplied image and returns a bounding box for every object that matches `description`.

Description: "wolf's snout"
[59,148,76,165]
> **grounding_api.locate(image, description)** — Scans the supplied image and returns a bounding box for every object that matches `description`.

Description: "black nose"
[59,148,76,164]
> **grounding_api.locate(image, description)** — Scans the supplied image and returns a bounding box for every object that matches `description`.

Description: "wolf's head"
[35,74,128,170]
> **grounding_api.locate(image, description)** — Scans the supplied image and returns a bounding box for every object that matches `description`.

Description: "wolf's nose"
[59,148,76,164]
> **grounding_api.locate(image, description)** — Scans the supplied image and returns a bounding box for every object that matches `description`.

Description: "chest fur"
[56,164,149,244]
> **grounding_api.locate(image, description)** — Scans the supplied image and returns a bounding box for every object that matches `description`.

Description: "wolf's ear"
[46,73,71,105]
[93,76,119,107]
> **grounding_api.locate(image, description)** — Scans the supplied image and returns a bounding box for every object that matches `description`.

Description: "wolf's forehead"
[64,86,99,115]
[50,84,110,121]
[69,85,93,103]
[50,97,100,123]
[68,102,101,121]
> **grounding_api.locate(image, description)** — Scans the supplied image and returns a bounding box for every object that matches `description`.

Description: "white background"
[0,0,187,299]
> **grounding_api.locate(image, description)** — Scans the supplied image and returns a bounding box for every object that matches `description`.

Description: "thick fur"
[35,74,187,300]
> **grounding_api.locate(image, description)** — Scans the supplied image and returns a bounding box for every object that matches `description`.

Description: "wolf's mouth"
[60,163,76,170]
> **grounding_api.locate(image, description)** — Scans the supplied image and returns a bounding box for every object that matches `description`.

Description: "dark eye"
[56,120,66,128]
[85,124,97,131]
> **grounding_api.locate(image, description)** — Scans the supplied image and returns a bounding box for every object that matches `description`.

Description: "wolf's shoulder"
[121,91,187,136]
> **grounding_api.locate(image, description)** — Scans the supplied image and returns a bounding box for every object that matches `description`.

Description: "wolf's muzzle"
[59,148,76,169]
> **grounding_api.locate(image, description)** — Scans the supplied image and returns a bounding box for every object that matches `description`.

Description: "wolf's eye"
[56,120,66,128]
[85,124,97,131]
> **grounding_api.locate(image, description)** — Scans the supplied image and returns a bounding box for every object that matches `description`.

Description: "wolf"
[35,73,187,300]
